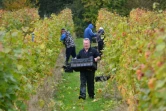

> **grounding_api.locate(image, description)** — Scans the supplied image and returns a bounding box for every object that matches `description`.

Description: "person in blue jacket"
[60,28,76,65]
[84,24,97,42]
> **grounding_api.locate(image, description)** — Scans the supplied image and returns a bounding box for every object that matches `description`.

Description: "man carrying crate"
[77,38,100,100]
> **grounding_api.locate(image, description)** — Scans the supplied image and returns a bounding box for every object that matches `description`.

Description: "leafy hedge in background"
[0,8,39,31]
[0,10,5,24]
[0,8,74,110]
[96,9,166,111]
[2,0,32,11]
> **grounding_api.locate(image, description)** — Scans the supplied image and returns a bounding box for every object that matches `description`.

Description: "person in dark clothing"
[77,38,100,100]
[96,27,105,55]
[84,24,97,42]
[60,28,76,65]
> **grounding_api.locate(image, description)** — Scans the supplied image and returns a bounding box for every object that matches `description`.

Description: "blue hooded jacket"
[84,24,96,41]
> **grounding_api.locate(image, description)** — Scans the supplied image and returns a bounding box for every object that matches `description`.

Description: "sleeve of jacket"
[89,29,97,37]
[76,50,82,59]
[96,31,101,40]
[98,30,104,36]
[97,30,105,40]
[60,33,66,41]
[94,49,100,58]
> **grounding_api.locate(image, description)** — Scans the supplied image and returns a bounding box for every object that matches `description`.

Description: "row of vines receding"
[96,8,166,111]
[0,8,74,110]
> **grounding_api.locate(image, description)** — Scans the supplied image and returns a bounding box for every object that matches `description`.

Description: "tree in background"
[81,0,166,25]
[1,0,166,37]
[76,0,166,37]
[38,0,73,18]
[126,0,166,12]
[82,0,128,22]
[103,0,128,15]
[37,0,86,37]
[81,0,100,24]
[69,0,85,37]
[0,0,3,9]
[81,0,128,26]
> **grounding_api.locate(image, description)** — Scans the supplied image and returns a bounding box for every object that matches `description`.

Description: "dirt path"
[27,49,65,111]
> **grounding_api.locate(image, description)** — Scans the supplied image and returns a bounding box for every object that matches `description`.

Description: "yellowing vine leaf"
[40,44,45,49]
[22,27,29,33]
[3,48,11,53]
[0,42,3,52]
[17,65,23,70]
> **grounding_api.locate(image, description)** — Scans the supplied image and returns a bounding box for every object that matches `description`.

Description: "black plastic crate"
[71,56,97,72]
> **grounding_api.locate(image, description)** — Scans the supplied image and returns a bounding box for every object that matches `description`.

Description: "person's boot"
[89,95,94,99]
[79,95,86,100]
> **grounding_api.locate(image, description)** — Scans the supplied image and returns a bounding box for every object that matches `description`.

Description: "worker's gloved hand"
[94,58,98,62]
[94,56,100,62]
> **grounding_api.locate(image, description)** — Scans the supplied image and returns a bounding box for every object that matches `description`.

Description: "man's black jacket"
[77,47,100,71]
